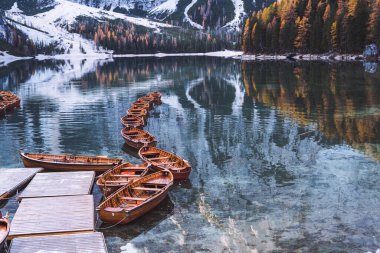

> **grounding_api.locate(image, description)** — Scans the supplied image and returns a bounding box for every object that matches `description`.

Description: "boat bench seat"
[104,180,128,183]
[121,197,147,201]
[142,182,166,187]
[133,187,160,191]
[121,167,146,170]
[156,161,177,165]
[113,174,140,177]
[148,156,170,160]
[141,152,160,155]
[104,207,124,212]
[126,134,145,137]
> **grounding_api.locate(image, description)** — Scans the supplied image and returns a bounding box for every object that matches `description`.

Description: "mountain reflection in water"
[0,58,379,252]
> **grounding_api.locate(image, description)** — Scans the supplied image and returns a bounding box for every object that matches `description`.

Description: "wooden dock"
[0,168,43,201]
[9,195,95,239]
[18,171,95,200]
[10,232,108,253]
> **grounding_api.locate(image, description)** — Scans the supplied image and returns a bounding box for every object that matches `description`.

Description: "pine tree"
[242,15,254,53]
[279,1,297,52]
[322,2,333,51]
[294,0,312,52]
[335,0,346,52]
[368,0,380,46]
[331,21,339,50]
[271,16,280,52]
[345,0,369,52]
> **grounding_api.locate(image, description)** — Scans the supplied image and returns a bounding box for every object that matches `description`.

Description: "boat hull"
[148,92,162,104]
[138,147,192,180]
[120,116,145,129]
[123,138,157,150]
[0,218,9,250]
[121,127,157,150]
[21,155,120,173]
[97,182,126,196]
[96,163,151,196]
[150,164,191,180]
[98,190,169,224]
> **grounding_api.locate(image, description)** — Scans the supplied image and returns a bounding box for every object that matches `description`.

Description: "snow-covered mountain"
[0,0,175,56]
[0,0,273,57]
[67,0,274,30]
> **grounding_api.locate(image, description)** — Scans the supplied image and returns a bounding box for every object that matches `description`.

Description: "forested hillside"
[242,0,380,54]
[71,17,239,54]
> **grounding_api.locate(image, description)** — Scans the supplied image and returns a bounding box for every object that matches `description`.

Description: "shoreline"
[237,53,379,61]
[1,50,379,67]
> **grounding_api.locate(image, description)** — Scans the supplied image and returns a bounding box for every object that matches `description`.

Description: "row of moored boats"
[0,91,20,250]
[18,91,192,225]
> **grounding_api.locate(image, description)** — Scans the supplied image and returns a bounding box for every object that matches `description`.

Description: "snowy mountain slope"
[65,0,275,30]
[68,0,167,12]
[3,0,173,56]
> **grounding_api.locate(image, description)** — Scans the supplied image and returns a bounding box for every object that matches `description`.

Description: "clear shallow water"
[0,58,379,252]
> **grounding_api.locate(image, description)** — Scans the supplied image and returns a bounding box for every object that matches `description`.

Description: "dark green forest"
[70,17,240,54]
[242,0,380,54]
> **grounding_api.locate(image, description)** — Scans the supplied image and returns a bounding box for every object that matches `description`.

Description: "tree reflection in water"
[0,58,379,252]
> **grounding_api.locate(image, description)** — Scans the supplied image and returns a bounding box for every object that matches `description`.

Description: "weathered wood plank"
[0,168,43,201]
[10,232,108,253]
[18,171,95,200]
[9,195,94,239]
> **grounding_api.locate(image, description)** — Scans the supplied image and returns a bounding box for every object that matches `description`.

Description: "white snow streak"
[184,0,203,30]
[222,0,245,31]
[149,0,179,16]
[0,51,33,67]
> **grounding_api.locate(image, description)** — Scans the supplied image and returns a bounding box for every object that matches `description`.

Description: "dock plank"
[9,195,94,239]
[0,168,43,201]
[10,232,108,253]
[18,171,95,200]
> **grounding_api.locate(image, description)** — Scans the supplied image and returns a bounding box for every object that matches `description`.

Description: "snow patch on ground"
[222,0,245,31]
[149,0,179,16]
[0,51,33,67]
[0,50,243,66]
[184,0,203,30]
[113,50,243,58]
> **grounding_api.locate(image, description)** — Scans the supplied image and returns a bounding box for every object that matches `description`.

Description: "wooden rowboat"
[127,107,148,119]
[121,127,157,149]
[0,91,20,107]
[96,170,173,224]
[137,95,154,108]
[20,152,122,173]
[120,115,145,129]
[138,146,191,180]
[0,212,9,251]
[96,162,151,196]
[131,101,150,111]
[148,92,162,104]
[0,91,20,114]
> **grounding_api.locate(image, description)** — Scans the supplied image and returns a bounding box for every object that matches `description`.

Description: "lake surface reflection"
[0,58,379,252]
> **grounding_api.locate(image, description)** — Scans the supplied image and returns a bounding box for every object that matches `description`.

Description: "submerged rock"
[363,61,378,74]
[363,43,379,61]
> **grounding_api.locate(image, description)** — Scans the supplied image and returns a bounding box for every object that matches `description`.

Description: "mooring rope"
[95,215,129,230]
